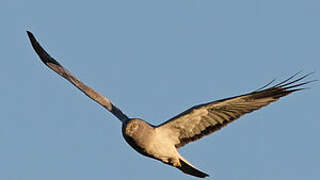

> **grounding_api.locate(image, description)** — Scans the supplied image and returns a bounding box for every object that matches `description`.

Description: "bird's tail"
[178,157,209,178]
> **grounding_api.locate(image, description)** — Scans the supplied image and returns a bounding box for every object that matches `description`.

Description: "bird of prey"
[27,31,314,178]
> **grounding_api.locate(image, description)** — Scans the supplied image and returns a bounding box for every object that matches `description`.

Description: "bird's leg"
[170,158,181,167]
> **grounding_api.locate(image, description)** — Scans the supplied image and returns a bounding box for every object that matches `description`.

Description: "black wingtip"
[26,31,39,49]
[27,31,61,66]
[26,31,33,37]
[247,72,317,100]
[255,72,316,93]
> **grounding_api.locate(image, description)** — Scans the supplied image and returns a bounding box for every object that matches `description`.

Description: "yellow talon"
[173,160,181,167]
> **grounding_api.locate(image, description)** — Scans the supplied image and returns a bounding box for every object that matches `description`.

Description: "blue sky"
[1,0,319,179]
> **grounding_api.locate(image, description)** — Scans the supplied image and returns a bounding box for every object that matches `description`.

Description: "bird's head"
[122,118,153,139]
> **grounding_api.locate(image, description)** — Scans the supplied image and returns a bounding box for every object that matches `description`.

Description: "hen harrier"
[27,31,314,178]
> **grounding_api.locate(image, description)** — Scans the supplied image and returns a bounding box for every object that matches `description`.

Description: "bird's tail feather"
[178,158,209,178]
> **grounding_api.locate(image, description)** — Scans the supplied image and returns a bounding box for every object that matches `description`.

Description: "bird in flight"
[27,31,314,178]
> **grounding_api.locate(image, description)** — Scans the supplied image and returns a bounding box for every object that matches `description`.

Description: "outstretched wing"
[157,73,315,148]
[27,31,129,122]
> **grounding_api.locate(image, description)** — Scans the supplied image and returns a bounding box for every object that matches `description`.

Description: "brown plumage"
[27,31,315,178]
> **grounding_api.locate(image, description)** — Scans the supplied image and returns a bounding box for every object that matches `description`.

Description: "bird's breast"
[122,121,155,157]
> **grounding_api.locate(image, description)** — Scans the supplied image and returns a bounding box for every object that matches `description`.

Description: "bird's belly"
[145,132,179,163]
[123,132,178,163]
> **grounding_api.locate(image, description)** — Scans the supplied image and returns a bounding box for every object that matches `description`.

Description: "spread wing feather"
[157,73,315,148]
[27,31,129,122]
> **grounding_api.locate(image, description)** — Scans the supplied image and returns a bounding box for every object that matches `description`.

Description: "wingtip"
[26,31,61,66]
[26,31,42,54]
[26,31,35,41]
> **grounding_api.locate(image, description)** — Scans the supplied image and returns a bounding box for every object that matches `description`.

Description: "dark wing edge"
[157,72,316,148]
[27,31,129,122]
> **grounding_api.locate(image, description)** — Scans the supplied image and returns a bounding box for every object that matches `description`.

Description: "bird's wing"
[157,73,315,148]
[27,31,129,122]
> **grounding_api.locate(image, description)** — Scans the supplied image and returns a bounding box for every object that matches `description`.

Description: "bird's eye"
[126,122,139,135]
[131,123,138,130]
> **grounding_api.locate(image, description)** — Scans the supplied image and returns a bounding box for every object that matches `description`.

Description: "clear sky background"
[1,0,319,180]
